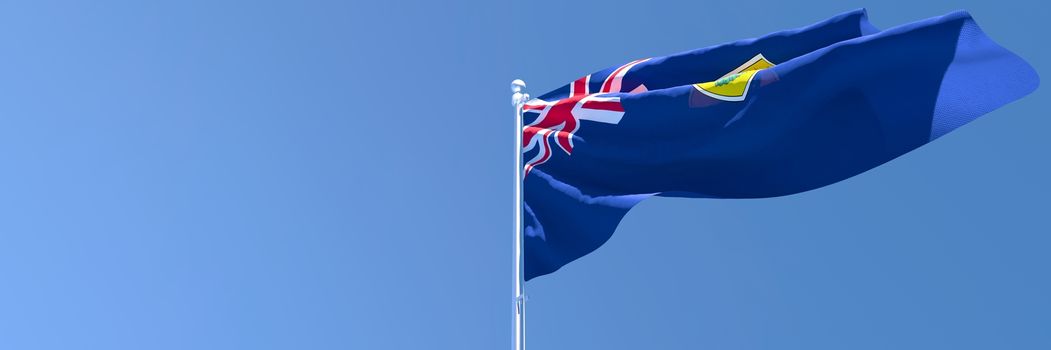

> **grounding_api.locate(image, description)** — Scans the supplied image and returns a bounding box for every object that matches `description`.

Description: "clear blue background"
[0,1,1047,349]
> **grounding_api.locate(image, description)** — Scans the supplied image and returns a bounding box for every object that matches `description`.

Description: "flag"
[522,9,1039,281]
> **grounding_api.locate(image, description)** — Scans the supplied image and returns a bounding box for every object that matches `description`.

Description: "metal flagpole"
[511,79,529,350]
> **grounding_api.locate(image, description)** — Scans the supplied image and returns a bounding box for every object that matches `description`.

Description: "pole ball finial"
[511,79,526,93]
[511,79,529,108]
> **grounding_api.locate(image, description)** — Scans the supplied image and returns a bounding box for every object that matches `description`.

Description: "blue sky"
[0,0,1047,349]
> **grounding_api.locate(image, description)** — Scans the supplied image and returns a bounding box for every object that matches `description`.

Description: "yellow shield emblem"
[694,54,775,101]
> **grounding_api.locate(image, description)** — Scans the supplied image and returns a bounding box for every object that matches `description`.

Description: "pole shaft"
[512,80,527,350]
[514,100,525,350]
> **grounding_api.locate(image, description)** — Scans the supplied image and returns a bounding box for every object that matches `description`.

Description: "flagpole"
[511,79,529,350]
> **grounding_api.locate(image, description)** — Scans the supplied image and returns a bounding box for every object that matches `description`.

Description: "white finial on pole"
[512,79,529,106]
[511,79,528,350]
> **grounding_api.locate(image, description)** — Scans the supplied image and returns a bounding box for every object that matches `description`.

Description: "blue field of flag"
[521,9,1039,280]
